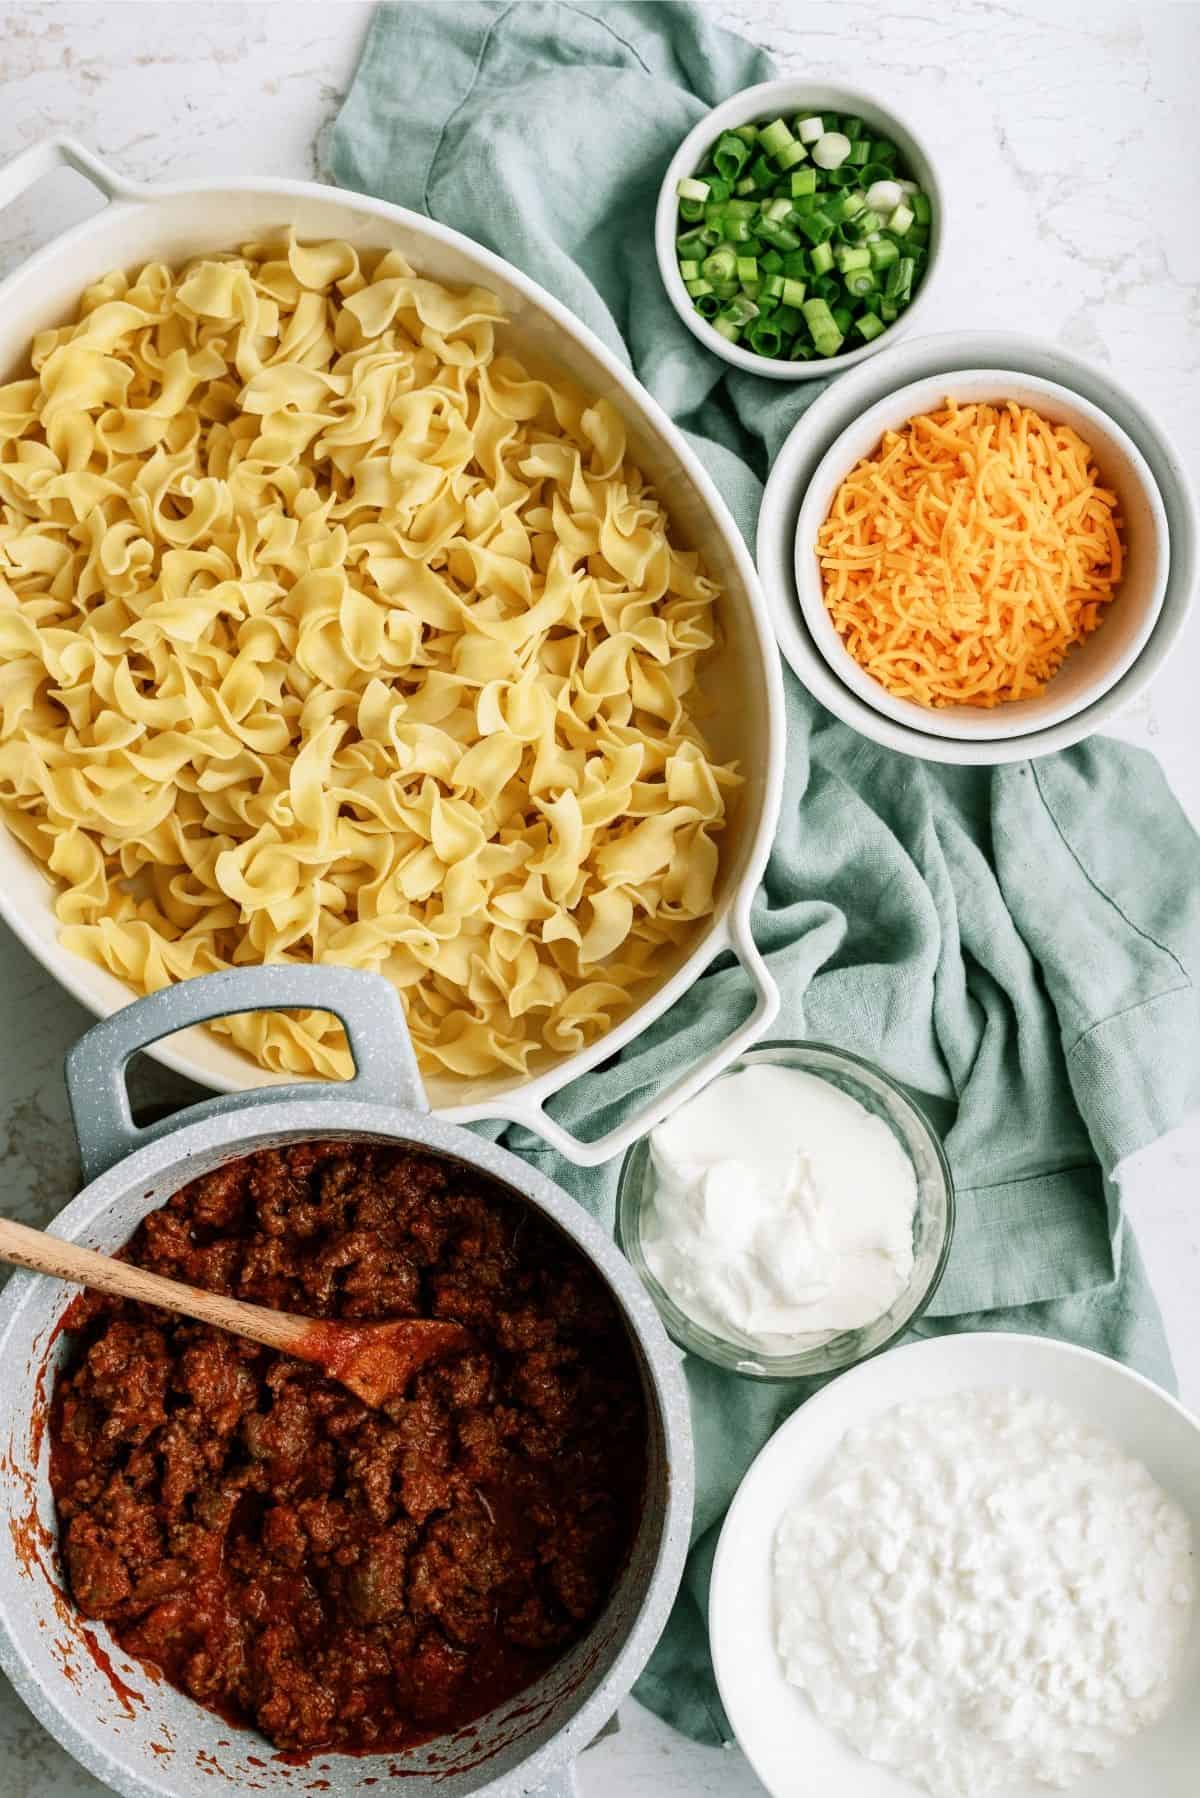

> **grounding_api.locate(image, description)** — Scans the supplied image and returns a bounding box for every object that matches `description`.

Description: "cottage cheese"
[774,1389,1195,1796]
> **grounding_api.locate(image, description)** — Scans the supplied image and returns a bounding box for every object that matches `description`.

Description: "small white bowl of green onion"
[656,81,943,379]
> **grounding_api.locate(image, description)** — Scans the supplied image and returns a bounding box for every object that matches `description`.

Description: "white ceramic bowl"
[757,331,1198,764]
[655,80,944,381]
[0,138,788,1167]
[794,370,1169,740]
[711,1332,1200,1798]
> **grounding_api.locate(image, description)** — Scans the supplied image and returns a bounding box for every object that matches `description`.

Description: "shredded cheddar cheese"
[816,400,1124,709]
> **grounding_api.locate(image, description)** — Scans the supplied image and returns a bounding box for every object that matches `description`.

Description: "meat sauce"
[48,1141,647,1755]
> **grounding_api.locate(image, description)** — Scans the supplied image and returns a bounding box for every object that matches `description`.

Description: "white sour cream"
[643,1063,917,1347]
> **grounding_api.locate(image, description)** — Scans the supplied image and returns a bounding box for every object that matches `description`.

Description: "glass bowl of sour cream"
[615,1040,954,1378]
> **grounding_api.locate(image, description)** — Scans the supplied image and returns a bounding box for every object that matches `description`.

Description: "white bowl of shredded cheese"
[793,370,1169,741]
[711,1332,1200,1798]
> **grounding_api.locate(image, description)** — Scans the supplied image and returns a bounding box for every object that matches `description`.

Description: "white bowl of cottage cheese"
[710,1332,1200,1798]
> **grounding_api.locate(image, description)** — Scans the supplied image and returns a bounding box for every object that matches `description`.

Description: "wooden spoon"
[0,1216,472,1409]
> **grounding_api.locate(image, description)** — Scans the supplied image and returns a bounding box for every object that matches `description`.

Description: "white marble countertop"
[0,3,1197,1794]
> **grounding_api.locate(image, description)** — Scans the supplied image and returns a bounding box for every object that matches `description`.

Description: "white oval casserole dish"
[0,139,786,1166]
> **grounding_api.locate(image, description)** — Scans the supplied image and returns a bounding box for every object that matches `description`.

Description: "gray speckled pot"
[0,967,694,1798]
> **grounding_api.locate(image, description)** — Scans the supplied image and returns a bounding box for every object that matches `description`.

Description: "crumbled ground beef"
[50,1141,646,1754]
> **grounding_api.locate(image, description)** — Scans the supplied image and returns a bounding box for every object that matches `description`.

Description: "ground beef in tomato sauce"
[49,1141,647,1755]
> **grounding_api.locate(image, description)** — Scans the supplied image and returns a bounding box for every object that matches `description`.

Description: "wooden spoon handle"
[0,1216,309,1357]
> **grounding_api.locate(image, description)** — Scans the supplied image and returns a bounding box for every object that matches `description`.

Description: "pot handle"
[492,897,778,1168]
[66,967,428,1184]
[0,136,141,213]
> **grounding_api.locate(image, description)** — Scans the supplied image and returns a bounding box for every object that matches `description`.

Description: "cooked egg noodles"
[0,237,737,1079]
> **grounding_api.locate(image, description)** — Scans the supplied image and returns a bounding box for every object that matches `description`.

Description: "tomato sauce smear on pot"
[48,1140,648,1755]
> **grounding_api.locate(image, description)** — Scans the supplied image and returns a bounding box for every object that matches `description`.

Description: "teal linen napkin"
[329,1,1200,1742]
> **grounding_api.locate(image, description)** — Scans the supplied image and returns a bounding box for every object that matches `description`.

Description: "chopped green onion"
[747,317,784,357]
[725,293,760,325]
[758,220,802,251]
[712,133,752,182]
[812,131,852,170]
[775,140,809,171]
[672,113,930,361]
[866,178,903,215]
[758,118,796,156]
[797,208,835,245]
[886,256,916,302]
[701,246,737,281]
[802,296,844,356]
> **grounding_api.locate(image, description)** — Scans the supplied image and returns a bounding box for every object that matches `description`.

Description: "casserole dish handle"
[495,899,779,1168]
[0,137,141,213]
[66,966,427,1183]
